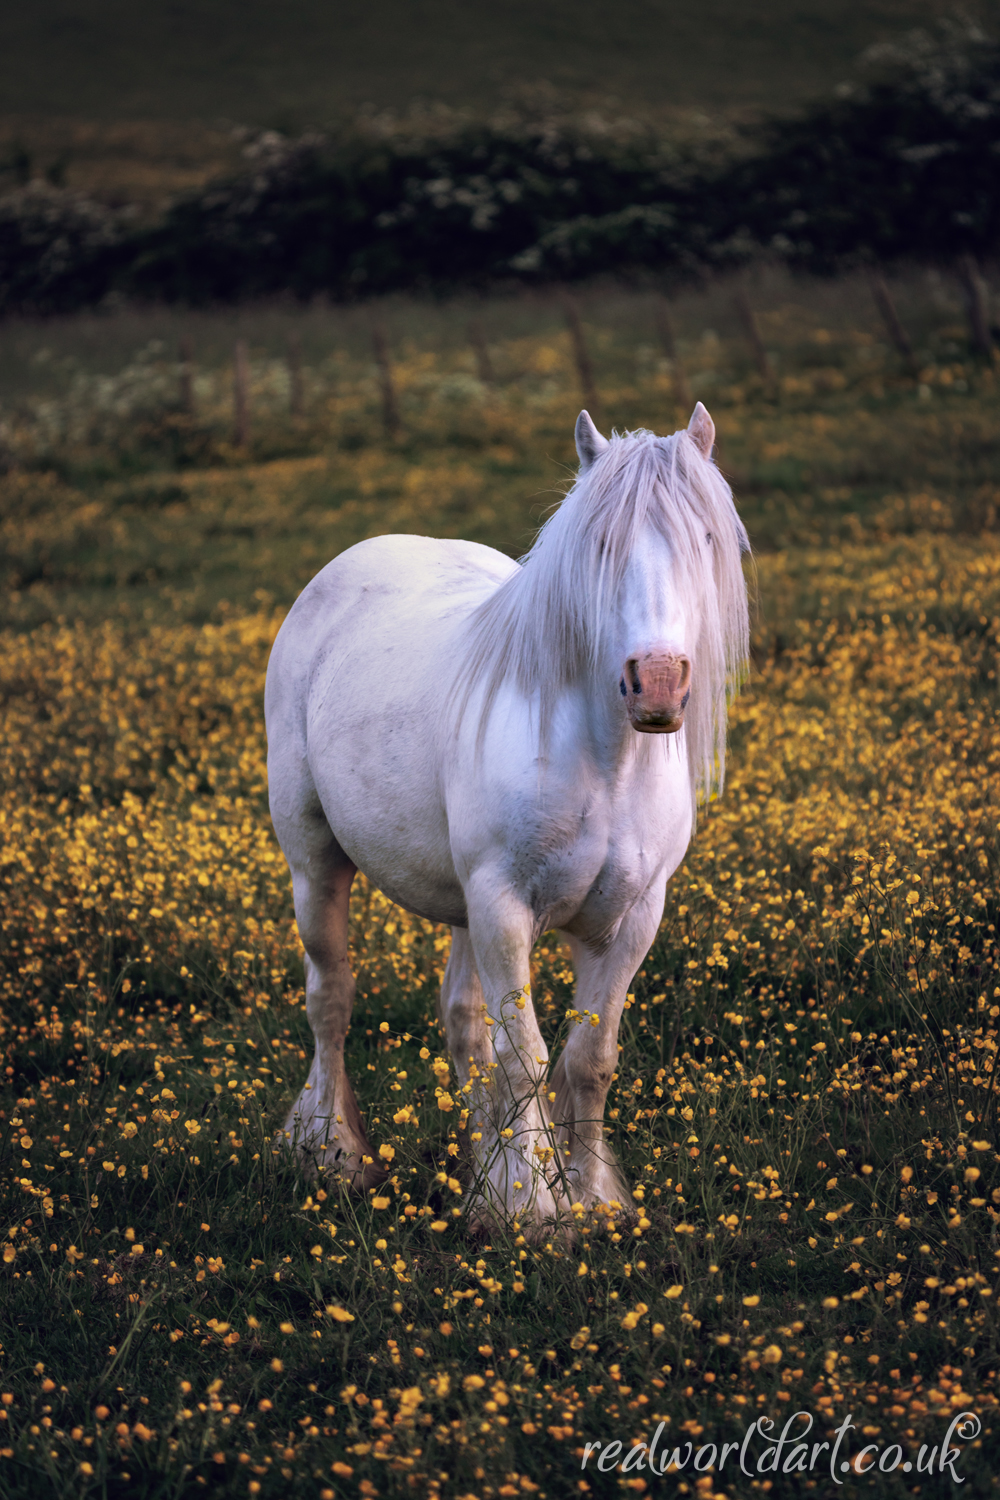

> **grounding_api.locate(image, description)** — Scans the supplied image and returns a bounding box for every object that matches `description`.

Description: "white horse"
[265,404,749,1234]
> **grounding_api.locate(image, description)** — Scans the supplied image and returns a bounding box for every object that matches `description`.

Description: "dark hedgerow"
[708,22,1000,274]
[121,114,710,304]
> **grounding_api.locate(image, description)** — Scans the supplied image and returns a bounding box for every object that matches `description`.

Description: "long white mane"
[462,425,751,812]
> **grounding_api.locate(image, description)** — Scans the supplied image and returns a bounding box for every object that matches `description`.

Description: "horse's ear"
[687,401,715,459]
[575,410,610,469]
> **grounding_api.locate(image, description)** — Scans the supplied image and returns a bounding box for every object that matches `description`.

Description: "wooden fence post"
[654,295,692,412]
[734,283,775,391]
[288,333,304,419]
[562,292,602,427]
[233,339,250,448]
[957,254,993,357]
[468,318,496,386]
[179,337,194,415]
[867,270,919,377]
[371,322,401,438]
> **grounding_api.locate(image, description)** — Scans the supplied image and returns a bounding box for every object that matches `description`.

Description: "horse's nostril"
[620,678,627,697]
[632,677,642,695]
[681,689,690,709]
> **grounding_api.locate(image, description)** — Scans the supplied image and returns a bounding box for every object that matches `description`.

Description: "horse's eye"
[706,532,713,544]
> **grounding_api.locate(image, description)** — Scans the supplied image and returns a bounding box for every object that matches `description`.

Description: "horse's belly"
[309,682,467,926]
[359,866,468,929]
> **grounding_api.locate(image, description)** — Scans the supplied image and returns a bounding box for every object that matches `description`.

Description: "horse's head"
[575,403,719,736]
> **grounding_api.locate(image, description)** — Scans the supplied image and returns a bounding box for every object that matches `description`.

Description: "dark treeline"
[2,22,999,316]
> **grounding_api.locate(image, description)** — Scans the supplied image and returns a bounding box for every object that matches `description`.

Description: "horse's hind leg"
[282,833,380,1186]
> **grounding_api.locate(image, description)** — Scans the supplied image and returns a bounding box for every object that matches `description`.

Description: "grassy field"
[2,273,1000,1498]
[0,1,958,125]
[0,1,965,210]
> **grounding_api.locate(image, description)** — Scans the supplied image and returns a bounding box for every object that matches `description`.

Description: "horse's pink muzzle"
[621,652,691,733]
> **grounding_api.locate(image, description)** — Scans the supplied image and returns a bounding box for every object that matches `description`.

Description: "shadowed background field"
[0,1,957,120]
[0,0,970,213]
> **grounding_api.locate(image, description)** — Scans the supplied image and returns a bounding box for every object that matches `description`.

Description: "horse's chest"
[510,818,666,934]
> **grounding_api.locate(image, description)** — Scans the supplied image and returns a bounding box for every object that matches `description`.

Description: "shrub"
[123,110,709,303]
[0,183,129,315]
[713,21,1000,272]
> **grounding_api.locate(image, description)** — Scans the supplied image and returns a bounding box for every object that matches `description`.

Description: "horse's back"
[266,534,514,714]
[305,533,514,600]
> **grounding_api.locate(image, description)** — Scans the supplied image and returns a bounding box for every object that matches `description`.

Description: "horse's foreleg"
[284,855,381,1187]
[551,880,666,1213]
[459,883,566,1235]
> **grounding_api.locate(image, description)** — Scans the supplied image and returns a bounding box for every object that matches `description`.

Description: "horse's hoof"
[277,1130,386,1192]
[321,1151,388,1193]
[465,1189,577,1247]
